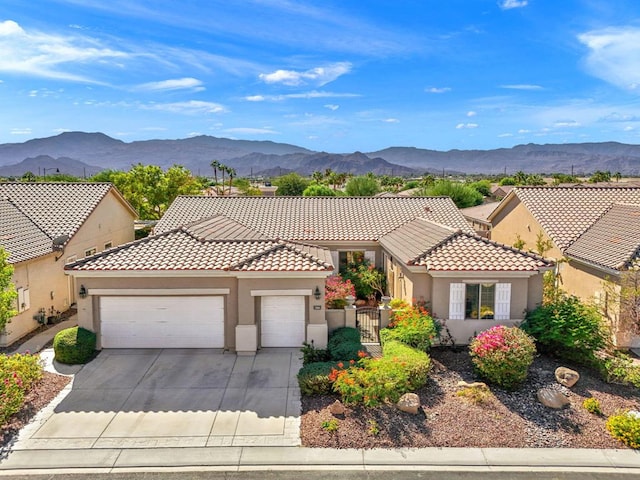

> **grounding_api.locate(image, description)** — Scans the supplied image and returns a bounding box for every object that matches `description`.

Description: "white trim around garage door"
[89,288,230,296]
[250,289,312,297]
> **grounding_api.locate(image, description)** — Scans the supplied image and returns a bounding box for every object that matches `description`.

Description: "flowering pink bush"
[469,325,536,390]
[325,275,356,309]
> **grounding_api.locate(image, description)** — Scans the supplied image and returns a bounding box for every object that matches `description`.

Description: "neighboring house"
[460,202,499,238]
[489,186,640,347]
[490,185,514,200]
[65,196,551,352]
[0,183,137,346]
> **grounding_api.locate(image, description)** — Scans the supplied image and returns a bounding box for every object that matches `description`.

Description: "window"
[338,250,376,271]
[16,287,30,312]
[84,247,97,257]
[104,241,113,250]
[449,283,511,320]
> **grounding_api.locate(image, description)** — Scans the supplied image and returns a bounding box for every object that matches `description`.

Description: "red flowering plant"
[469,325,536,390]
[324,275,356,309]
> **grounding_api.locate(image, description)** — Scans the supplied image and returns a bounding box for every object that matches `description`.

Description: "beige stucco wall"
[385,258,431,306]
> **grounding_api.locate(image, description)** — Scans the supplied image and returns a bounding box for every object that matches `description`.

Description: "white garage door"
[261,295,305,347]
[100,296,224,348]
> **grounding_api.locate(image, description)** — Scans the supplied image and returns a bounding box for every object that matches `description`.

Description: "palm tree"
[227,167,236,195]
[210,160,220,192]
[220,165,227,195]
[312,171,323,184]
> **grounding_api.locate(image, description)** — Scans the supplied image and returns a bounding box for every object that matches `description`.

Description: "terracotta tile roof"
[0,182,127,240]
[380,217,550,272]
[0,198,52,264]
[154,196,473,240]
[66,225,333,273]
[566,203,640,271]
[460,202,499,223]
[503,186,640,251]
[183,215,266,241]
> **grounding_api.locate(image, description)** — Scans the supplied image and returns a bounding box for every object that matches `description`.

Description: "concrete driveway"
[13,348,302,450]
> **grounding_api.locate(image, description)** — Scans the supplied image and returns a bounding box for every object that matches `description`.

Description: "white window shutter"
[330,251,339,272]
[449,283,465,320]
[494,283,511,320]
[23,289,30,311]
[364,250,376,266]
[16,287,24,312]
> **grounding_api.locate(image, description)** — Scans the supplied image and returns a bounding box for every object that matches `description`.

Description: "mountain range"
[1,132,639,178]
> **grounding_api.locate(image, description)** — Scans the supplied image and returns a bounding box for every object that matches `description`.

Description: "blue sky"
[1,0,640,153]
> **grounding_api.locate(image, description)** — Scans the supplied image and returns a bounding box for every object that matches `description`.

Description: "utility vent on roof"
[424,207,431,213]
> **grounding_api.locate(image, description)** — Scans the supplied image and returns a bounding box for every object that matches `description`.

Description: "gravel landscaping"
[301,348,640,449]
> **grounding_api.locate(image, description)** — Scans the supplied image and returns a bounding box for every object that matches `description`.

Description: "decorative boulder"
[537,388,570,409]
[329,400,345,416]
[397,393,420,415]
[555,367,580,388]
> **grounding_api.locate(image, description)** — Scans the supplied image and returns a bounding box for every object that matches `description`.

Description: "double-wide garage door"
[100,296,224,348]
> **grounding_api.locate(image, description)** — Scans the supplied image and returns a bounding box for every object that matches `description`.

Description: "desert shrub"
[606,411,640,449]
[456,384,493,405]
[381,304,437,351]
[321,418,339,432]
[332,341,429,406]
[324,275,355,309]
[300,341,330,365]
[522,295,609,364]
[297,361,341,395]
[0,353,43,425]
[53,327,97,364]
[469,325,536,390]
[594,352,640,388]
[583,398,603,415]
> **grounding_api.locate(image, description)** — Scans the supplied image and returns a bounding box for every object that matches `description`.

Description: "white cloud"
[456,123,478,129]
[578,27,640,91]
[624,126,635,131]
[554,120,581,127]
[498,133,513,137]
[223,127,278,135]
[244,90,359,102]
[383,118,399,123]
[10,127,32,135]
[467,111,477,117]
[135,77,204,92]
[259,62,351,86]
[500,84,543,90]
[601,112,638,122]
[518,129,530,133]
[143,100,226,114]
[426,87,451,93]
[324,104,339,111]
[0,20,130,83]
[499,0,528,9]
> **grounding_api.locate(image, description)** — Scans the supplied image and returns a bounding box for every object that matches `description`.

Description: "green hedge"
[297,361,340,395]
[328,327,364,362]
[380,305,437,351]
[53,327,97,365]
[382,339,431,390]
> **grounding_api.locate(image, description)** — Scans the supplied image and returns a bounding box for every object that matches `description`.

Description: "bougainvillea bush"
[469,325,536,390]
[324,275,356,309]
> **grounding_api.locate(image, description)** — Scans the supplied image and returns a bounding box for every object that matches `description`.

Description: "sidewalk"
[12,316,77,355]
[1,445,639,474]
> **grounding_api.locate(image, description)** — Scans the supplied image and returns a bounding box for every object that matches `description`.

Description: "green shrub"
[456,384,493,405]
[53,327,97,364]
[332,341,430,406]
[321,418,340,432]
[300,341,330,365]
[583,398,603,415]
[469,325,536,390]
[381,305,437,351]
[594,352,640,388]
[297,361,340,395]
[606,411,640,449]
[327,327,364,361]
[522,295,609,364]
[0,353,43,424]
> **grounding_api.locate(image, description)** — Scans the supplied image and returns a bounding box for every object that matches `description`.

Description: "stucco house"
[489,186,640,347]
[0,182,137,346]
[65,196,551,352]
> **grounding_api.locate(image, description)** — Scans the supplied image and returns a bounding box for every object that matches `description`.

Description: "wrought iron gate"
[356,307,380,344]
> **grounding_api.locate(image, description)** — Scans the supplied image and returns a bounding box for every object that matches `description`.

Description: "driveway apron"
[11,348,302,450]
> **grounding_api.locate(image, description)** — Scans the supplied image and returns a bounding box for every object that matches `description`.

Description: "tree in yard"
[302,184,336,197]
[311,170,324,184]
[0,247,17,333]
[226,167,236,195]
[602,260,640,339]
[274,173,310,196]
[345,175,380,196]
[89,169,120,183]
[210,160,221,192]
[590,170,612,183]
[414,180,483,208]
[20,171,36,182]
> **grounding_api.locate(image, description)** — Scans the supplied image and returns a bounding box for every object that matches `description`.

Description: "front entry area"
[100,296,225,348]
[261,295,305,347]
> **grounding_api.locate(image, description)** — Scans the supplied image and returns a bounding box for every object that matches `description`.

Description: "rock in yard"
[537,388,570,409]
[555,367,580,388]
[397,393,420,415]
[329,400,345,416]
[457,380,488,389]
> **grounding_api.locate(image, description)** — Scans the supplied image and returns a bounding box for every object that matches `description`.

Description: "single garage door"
[261,295,305,347]
[100,296,224,348]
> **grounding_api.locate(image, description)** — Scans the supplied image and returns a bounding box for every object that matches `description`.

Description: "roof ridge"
[461,232,550,262]
[281,241,333,268]
[226,241,283,270]
[2,196,53,241]
[411,229,461,265]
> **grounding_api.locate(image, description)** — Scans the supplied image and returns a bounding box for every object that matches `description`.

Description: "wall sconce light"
[314,286,321,300]
[79,285,88,299]
[398,272,404,279]
[50,290,55,300]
